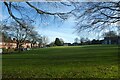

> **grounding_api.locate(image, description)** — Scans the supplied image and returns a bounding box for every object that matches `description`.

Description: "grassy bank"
[2,45,119,78]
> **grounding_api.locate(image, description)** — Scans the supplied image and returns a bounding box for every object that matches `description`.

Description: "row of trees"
[74,31,119,45]
[48,37,102,46]
[48,31,119,47]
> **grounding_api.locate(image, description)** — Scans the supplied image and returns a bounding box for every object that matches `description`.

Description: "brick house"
[0,33,32,49]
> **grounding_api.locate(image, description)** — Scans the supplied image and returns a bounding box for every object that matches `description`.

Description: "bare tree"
[74,37,79,43]
[3,2,75,29]
[28,30,42,48]
[102,31,118,37]
[1,21,37,49]
[2,1,120,34]
[75,2,120,33]
[42,36,49,46]
[80,37,86,44]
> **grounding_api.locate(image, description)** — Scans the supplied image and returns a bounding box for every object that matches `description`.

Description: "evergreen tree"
[54,38,62,46]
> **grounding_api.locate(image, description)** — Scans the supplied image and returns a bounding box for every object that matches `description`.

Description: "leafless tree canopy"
[75,2,120,32]
[1,20,39,48]
[2,1,120,33]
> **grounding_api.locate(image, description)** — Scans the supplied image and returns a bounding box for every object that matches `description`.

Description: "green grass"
[2,45,119,78]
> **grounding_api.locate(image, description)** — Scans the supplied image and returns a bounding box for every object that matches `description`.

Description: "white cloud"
[0,14,2,18]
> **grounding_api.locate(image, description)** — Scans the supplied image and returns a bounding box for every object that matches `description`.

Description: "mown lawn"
[2,45,119,78]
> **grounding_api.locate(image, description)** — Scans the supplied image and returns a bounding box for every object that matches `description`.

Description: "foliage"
[2,48,16,53]
[54,38,63,46]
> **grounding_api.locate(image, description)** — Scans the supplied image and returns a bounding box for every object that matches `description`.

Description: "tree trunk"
[16,42,19,49]
[16,42,21,52]
[31,43,33,48]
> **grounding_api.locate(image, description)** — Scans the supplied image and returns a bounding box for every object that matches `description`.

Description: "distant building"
[63,43,71,46]
[22,40,31,48]
[103,36,120,44]
[63,43,80,46]
[0,33,39,49]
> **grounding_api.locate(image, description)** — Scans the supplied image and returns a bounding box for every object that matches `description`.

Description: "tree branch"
[26,2,73,20]
[4,2,27,28]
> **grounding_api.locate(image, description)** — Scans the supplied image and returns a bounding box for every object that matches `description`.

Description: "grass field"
[2,45,119,78]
